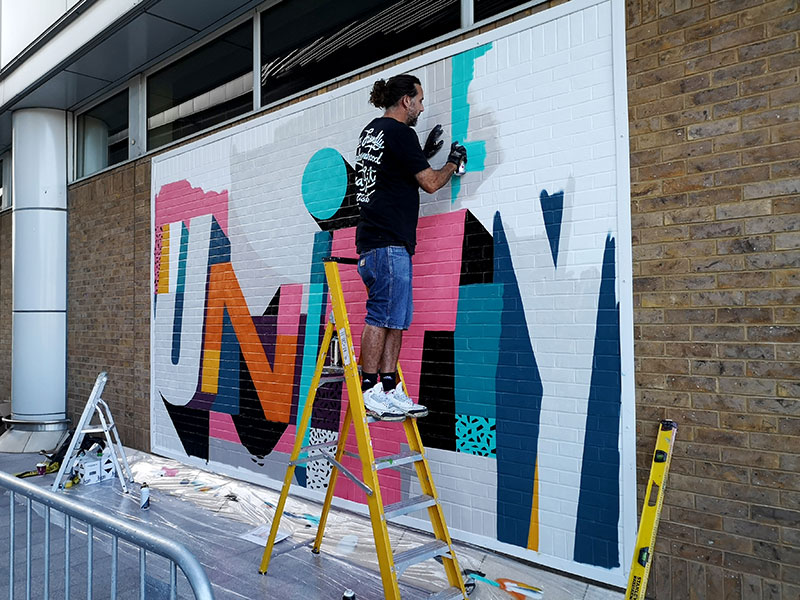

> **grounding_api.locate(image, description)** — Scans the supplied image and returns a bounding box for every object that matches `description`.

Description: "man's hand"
[423,124,444,159]
[447,141,467,174]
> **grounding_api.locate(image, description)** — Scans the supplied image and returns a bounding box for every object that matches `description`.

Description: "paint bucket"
[342,589,356,600]
[36,463,46,476]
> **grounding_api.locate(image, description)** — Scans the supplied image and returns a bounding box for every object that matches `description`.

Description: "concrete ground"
[0,449,625,600]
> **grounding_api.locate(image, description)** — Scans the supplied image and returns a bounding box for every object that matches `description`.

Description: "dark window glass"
[260,0,460,107]
[147,21,253,149]
[77,90,129,178]
[475,0,533,22]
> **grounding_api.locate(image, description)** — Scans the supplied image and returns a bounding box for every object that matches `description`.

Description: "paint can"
[36,463,46,476]
[342,589,356,600]
[140,482,150,510]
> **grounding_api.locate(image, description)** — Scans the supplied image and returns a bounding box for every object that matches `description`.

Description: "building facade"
[0,0,797,597]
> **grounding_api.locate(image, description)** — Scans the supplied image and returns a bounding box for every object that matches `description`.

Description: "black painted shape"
[460,210,494,286]
[417,330,456,451]
[231,348,289,459]
[161,393,209,462]
[312,156,359,232]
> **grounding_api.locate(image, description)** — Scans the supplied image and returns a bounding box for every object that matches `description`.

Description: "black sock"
[380,372,397,392]
[361,372,378,392]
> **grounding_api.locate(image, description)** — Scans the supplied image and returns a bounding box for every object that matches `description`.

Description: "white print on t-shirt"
[355,127,384,205]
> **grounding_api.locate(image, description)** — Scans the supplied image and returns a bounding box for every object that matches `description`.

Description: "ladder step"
[81,427,110,434]
[393,540,450,575]
[374,449,423,470]
[383,494,436,520]
[428,586,465,600]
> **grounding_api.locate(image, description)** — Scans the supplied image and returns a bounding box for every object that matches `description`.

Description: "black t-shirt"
[355,117,430,255]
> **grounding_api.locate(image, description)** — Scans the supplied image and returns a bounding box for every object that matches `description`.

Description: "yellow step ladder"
[259,257,468,600]
[626,419,678,600]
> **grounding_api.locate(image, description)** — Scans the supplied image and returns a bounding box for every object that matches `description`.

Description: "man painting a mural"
[354,73,467,421]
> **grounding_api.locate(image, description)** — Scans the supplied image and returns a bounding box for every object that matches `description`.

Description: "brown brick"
[718,307,773,323]
[665,341,717,358]
[745,252,800,270]
[742,106,800,130]
[631,148,662,168]
[691,84,738,106]
[693,392,746,411]
[774,268,800,286]
[663,139,714,161]
[666,374,718,392]
[663,107,715,127]
[724,552,781,579]
[742,70,800,95]
[753,505,800,528]
[628,53,660,75]
[641,324,693,341]
[637,127,689,149]
[742,140,800,165]
[664,207,716,226]
[663,274,716,290]
[722,448,781,470]
[630,116,662,136]
[717,236,773,254]
[749,397,800,416]
[687,152,740,175]
[639,160,687,179]
[741,0,799,27]
[740,34,797,61]
[772,159,800,178]
[721,412,778,432]
[717,271,773,288]
[718,377,776,396]
[715,165,772,186]
[709,0,762,19]
[663,173,716,193]
[772,121,800,142]
[636,63,685,88]
[640,357,691,374]
[661,72,711,96]
[711,25,765,53]
[746,213,800,234]
[641,257,690,274]
[770,49,800,71]
[748,361,800,380]
[686,48,739,75]
[691,256,745,272]
[665,308,716,323]
[660,6,708,34]
[692,359,745,376]
[744,179,800,200]
[686,14,738,43]
[713,59,768,84]
[770,84,800,107]
[713,129,770,152]
[714,95,770,119]
[753,469,800,491]
[692,290,745,306]
[776,345,800,361]
[776,307,800,323]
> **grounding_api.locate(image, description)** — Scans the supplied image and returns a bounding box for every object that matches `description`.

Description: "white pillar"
[0,108,69,451]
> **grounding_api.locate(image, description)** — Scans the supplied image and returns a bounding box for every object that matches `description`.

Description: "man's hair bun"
[368,74,421,109]
[369,79,388,108]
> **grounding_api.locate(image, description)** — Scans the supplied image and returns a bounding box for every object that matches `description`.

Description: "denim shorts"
[358,246,413,330]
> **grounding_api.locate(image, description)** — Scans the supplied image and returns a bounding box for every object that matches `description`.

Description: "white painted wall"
[0,0,80,67]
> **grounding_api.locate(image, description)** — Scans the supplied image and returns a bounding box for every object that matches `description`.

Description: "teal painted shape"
[456,414,496,457]
[451,43,492,203]
[454,283,502,419]
[297,231,333,435]
[301,148,349,220]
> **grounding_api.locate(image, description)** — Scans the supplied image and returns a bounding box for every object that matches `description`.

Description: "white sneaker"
[362,382,405,422]
[385,386,428,418]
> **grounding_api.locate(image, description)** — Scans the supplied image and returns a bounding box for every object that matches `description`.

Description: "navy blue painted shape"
[493,211,544,548]
[539,189,564,269]
[171,224,189,365]
[574,234,622,568]
[208,216,232,265]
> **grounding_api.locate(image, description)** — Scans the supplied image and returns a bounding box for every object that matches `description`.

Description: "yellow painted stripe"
[157,225,170,294]
[201,349,220,394]
[527,457,539,551]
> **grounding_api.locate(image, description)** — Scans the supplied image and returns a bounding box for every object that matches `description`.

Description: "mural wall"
[151,0,634,585]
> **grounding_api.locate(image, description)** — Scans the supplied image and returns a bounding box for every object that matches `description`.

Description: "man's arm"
[415,141,467,194]
[416,162,458,194]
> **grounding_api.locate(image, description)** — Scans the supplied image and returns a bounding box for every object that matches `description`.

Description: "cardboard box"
[77,448,115,485]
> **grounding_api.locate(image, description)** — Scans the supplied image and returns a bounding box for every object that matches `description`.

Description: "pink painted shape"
[153,226,163,292]
[273,424,297,454]
[209,411,242,444]
[277,284,304,337]
[155,180,230,235]
[329,210,467,504]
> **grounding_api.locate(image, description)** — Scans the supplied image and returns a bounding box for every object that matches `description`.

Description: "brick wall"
[66,160,152,451]
[627,0,799,598]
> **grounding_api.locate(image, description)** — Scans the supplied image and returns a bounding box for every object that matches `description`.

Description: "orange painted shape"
[497,578,543,599]
[527,457,539,551]
[203,262,296,424]
[157,225,170,294]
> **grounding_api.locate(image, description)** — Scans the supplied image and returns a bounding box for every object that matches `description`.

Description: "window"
[147,21,253,150]
[260,0,460,107]
[76,90,129,179]
[474,0,536,22]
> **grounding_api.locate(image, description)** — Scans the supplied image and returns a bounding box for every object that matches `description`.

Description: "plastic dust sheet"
[125,451,564,599]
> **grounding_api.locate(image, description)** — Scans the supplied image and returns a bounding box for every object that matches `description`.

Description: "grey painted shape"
[208,436,289,483]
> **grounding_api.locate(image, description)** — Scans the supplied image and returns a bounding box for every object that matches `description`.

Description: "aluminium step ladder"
[51,372,134,493]
[259,257,468,600]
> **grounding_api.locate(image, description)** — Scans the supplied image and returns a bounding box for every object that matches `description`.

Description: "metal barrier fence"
[0,470,214,599]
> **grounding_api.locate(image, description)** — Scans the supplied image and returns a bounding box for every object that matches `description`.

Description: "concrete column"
[0,108,69,452]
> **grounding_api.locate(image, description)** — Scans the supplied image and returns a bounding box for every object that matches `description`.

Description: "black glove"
[423,124,444,159]
[447,141,467,170]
